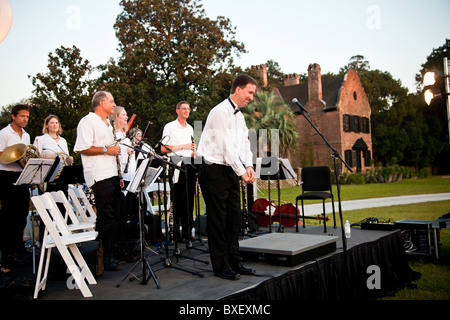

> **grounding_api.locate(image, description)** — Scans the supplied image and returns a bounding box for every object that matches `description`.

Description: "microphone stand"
[137,141,205,277]
[160,143,209,265]
[294,107,353,252]
[116,154,161,289]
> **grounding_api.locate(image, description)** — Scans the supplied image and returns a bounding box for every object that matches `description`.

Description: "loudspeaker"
[395,219,438,256]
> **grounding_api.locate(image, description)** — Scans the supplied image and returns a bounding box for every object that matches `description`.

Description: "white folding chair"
[145,181,171,215]
[50,191,95,232]
[68,185,96,224]
[31,193,98,299]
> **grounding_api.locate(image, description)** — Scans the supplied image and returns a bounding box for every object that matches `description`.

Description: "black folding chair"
[295,166,336,233]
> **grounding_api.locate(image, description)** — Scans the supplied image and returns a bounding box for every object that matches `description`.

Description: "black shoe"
[215,268,240,280]
[235,262,256,275]
[104,259,120,271]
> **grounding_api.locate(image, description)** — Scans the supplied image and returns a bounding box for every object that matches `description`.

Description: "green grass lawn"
[254,175,450,300]
[184,176,450,299]
[255,175,450,205]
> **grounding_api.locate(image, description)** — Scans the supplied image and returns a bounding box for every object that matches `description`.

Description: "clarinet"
[123,138,134,174]
[110,120,122,179]
[191,135,196,158]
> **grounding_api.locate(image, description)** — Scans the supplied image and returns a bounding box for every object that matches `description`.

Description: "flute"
[124,137,135,174]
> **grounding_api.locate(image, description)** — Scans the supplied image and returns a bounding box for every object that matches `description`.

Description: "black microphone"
[154,135,169,149]
[292,98,310,116]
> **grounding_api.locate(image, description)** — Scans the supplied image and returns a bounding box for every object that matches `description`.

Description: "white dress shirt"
[0,124,31,172]
[162,119,194,158]
[73,112,118,187]
[33,134,70,157]
[197,98,253,177]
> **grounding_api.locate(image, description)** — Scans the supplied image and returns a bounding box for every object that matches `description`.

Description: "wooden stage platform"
[3,223,419,305]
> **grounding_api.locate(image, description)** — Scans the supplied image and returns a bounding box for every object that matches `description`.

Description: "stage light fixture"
[422,56,450,143]
[424,88,442,105]
[423,71,437,86]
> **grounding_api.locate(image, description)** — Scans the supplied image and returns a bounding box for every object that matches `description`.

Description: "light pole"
[444,57,450,144]
[423,57,450,144]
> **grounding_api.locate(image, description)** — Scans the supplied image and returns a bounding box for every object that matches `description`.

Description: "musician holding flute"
[74,91,123,271]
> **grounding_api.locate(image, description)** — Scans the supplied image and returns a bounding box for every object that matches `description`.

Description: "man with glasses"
[161,101,197,244]
[74,91,123,271]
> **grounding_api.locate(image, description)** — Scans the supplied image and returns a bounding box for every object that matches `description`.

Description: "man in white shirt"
[0,104,31,266]
[198,75,257,280]
[161,101,196,243]
[74,91,122,271]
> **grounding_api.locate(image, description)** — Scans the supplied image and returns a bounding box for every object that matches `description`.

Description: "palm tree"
[243,91,298,159]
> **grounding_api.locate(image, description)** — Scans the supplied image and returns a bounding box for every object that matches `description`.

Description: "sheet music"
[255,157,297,179]
[279,158,297,179]
[126,157,162,194]
[14,158,57,186]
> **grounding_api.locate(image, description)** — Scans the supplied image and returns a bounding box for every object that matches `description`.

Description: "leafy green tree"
[339,54,445,168]
[97,0,246,143]
[28,45,95,159]
[339,55,370,75]
[243,91,298,159]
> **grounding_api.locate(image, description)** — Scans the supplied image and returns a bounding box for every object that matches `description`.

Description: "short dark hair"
[91,91,111,110]
[231,75,257,94]
[176,101,190,109]
[11,104,30,117]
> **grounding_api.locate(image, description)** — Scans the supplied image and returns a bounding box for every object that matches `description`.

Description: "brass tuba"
[0,143,40,168]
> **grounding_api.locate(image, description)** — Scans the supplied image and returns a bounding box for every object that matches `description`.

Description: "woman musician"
[111,106,139,240]
[33,114,74,185]
[33,114,74,241]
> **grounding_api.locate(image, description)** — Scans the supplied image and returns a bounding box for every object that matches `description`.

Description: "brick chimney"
[284,73,300,86]
[251,64,268,87]
[307,63,322,101]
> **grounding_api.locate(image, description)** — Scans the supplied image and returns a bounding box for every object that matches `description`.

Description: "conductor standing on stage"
[198,75,257,280]
[161,101,196,243]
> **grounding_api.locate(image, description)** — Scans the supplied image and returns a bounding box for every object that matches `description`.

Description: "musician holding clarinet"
[161,101,197,244]
[74,91,123,271]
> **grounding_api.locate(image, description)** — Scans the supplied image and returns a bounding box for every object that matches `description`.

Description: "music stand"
[117,157,163,288]
[54,165,85,185]
[255,156,278,233]
[159,158,205,277]
[14,157,60,187]
[255,157,297,232]
[15,157,60,273]
[276,158,297,231]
